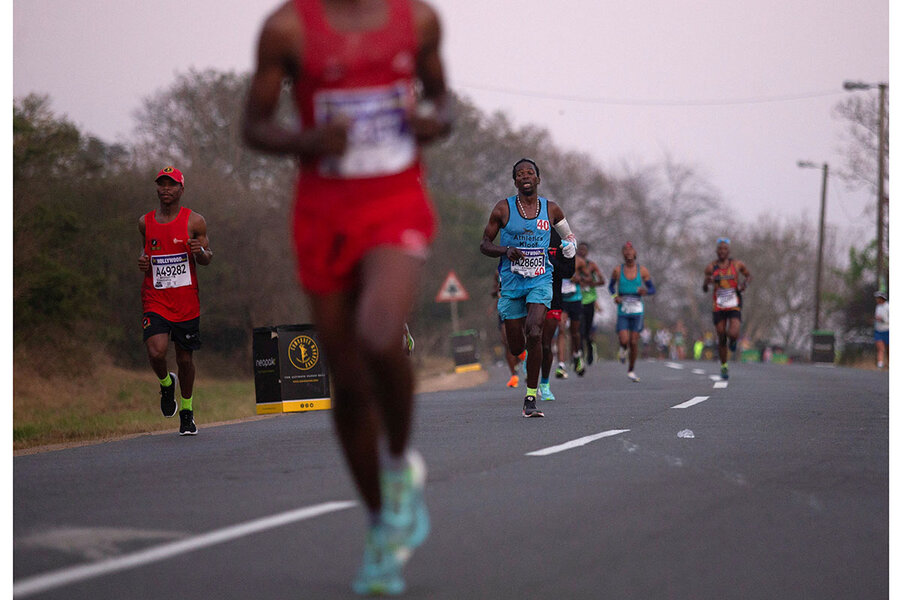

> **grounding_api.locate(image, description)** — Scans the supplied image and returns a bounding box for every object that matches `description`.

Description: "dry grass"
[14,354,485,453]
[13,359,256,451]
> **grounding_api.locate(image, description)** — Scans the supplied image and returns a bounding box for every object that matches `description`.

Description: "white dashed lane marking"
[14,501,357,598]
[527,430,630,456]
[672,396,710,409]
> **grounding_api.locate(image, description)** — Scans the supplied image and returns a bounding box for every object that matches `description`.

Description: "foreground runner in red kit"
[242,0,452,594]
[138,167,212,436]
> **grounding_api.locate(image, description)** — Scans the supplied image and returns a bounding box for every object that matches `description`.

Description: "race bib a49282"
[314,82,416,179]
[510,247,546,278]
[151,253,191,289]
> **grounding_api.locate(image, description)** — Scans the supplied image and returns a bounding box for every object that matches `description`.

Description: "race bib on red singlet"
[510,247,546,278]
[716,287,739,309]
[151,253,191,289]
[313,82,416,179]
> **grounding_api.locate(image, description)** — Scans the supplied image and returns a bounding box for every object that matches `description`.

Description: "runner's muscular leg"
[727,316,741,342]
[541,318,558,379]
[618,329,630,350]
[145,333,170,379]
[629,330,640,370]
[504,317,526,357]
[569,316,582,355]
[523,303,547,388]
[174,345,195,398]
[715,319,728,363]
[356,247,425,457]
[308,290,382,512]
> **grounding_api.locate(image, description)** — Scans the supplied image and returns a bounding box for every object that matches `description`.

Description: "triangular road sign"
[435,270,470,302]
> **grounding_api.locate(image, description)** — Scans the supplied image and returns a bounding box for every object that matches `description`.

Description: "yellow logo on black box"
[288,335,319,371]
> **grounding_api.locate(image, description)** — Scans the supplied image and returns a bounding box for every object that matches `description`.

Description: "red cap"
[155,166,185,187]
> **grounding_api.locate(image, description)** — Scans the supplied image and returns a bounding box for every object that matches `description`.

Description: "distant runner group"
[482,163,752,410]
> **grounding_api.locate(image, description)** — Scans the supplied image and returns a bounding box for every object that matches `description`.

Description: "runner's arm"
[608,267,621,303]
[737,261,752,291]
[242,5,349,159]
[702,263,714,293]
[188,212,213,266]
[481,201,522,260]
[411,0,452,142]
[640,265,655,295]
[138,216,149,272]
[591,262,605,286]
[548,203,577,257]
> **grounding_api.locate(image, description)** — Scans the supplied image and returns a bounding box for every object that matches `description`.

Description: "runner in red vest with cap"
[138,166,213,436]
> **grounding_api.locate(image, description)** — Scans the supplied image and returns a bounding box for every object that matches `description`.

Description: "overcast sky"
[13,0,890,237]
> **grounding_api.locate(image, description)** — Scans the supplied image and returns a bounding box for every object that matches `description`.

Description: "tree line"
[13,69,886,375]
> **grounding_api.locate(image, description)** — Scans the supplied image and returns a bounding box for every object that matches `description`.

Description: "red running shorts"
[291,170,437,295]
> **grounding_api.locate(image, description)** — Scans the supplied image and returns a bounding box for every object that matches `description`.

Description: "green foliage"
[14,74,883,373]
[834,240,879,337]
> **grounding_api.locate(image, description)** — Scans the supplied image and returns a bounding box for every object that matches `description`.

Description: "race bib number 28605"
[510,247,546,278]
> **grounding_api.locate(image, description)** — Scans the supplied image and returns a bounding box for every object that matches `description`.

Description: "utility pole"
[814,164,829,330]
[843,80,888,291]
[876,83,887,292]
[798,161,829,331]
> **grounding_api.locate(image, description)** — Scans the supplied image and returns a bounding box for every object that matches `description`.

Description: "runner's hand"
[561,239,577,259]
[411,100,452,143]
[138,253,149,272]
[188,238,205,257]
[505,247,524,261]
[312,120,350,156]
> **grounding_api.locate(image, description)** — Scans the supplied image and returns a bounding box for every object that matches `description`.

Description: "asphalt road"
[14,359,889,599]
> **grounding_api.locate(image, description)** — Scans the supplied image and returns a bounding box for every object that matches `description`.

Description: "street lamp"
[843,80,888,292]
[798,160,829,332]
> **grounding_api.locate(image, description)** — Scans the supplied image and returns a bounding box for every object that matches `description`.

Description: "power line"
[457,82,846,107]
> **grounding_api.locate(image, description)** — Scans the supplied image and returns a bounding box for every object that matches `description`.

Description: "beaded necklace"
[516,195,539,220]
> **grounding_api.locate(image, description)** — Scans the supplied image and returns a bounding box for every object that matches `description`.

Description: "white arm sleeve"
[554,218,574,240]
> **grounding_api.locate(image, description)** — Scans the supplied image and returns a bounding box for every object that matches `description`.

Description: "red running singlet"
[141,207,200,322]
[711,260,740,312]
[289,0,437,294]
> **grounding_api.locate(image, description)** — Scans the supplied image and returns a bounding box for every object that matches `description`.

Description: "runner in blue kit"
[481,158,578,417]
[609,242,655,382]
[560,261,586,377]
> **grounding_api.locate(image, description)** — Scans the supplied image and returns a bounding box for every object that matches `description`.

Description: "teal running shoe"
[539,382,555,402]
[381,450,430,557]
[720,363,729,380]
[352,524,405,596]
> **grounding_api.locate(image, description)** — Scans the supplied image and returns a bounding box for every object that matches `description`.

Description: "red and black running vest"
[141,207,200,322]
[711,260,740,312]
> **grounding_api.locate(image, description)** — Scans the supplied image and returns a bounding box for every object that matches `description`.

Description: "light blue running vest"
[616,263,643,316]
[498,196,553,297]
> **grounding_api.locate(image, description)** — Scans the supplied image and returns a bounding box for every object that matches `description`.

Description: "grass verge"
[13,355,485,453]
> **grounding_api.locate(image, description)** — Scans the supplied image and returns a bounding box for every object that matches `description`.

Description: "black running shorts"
[712,309,741,325]
[142,312,202,350]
